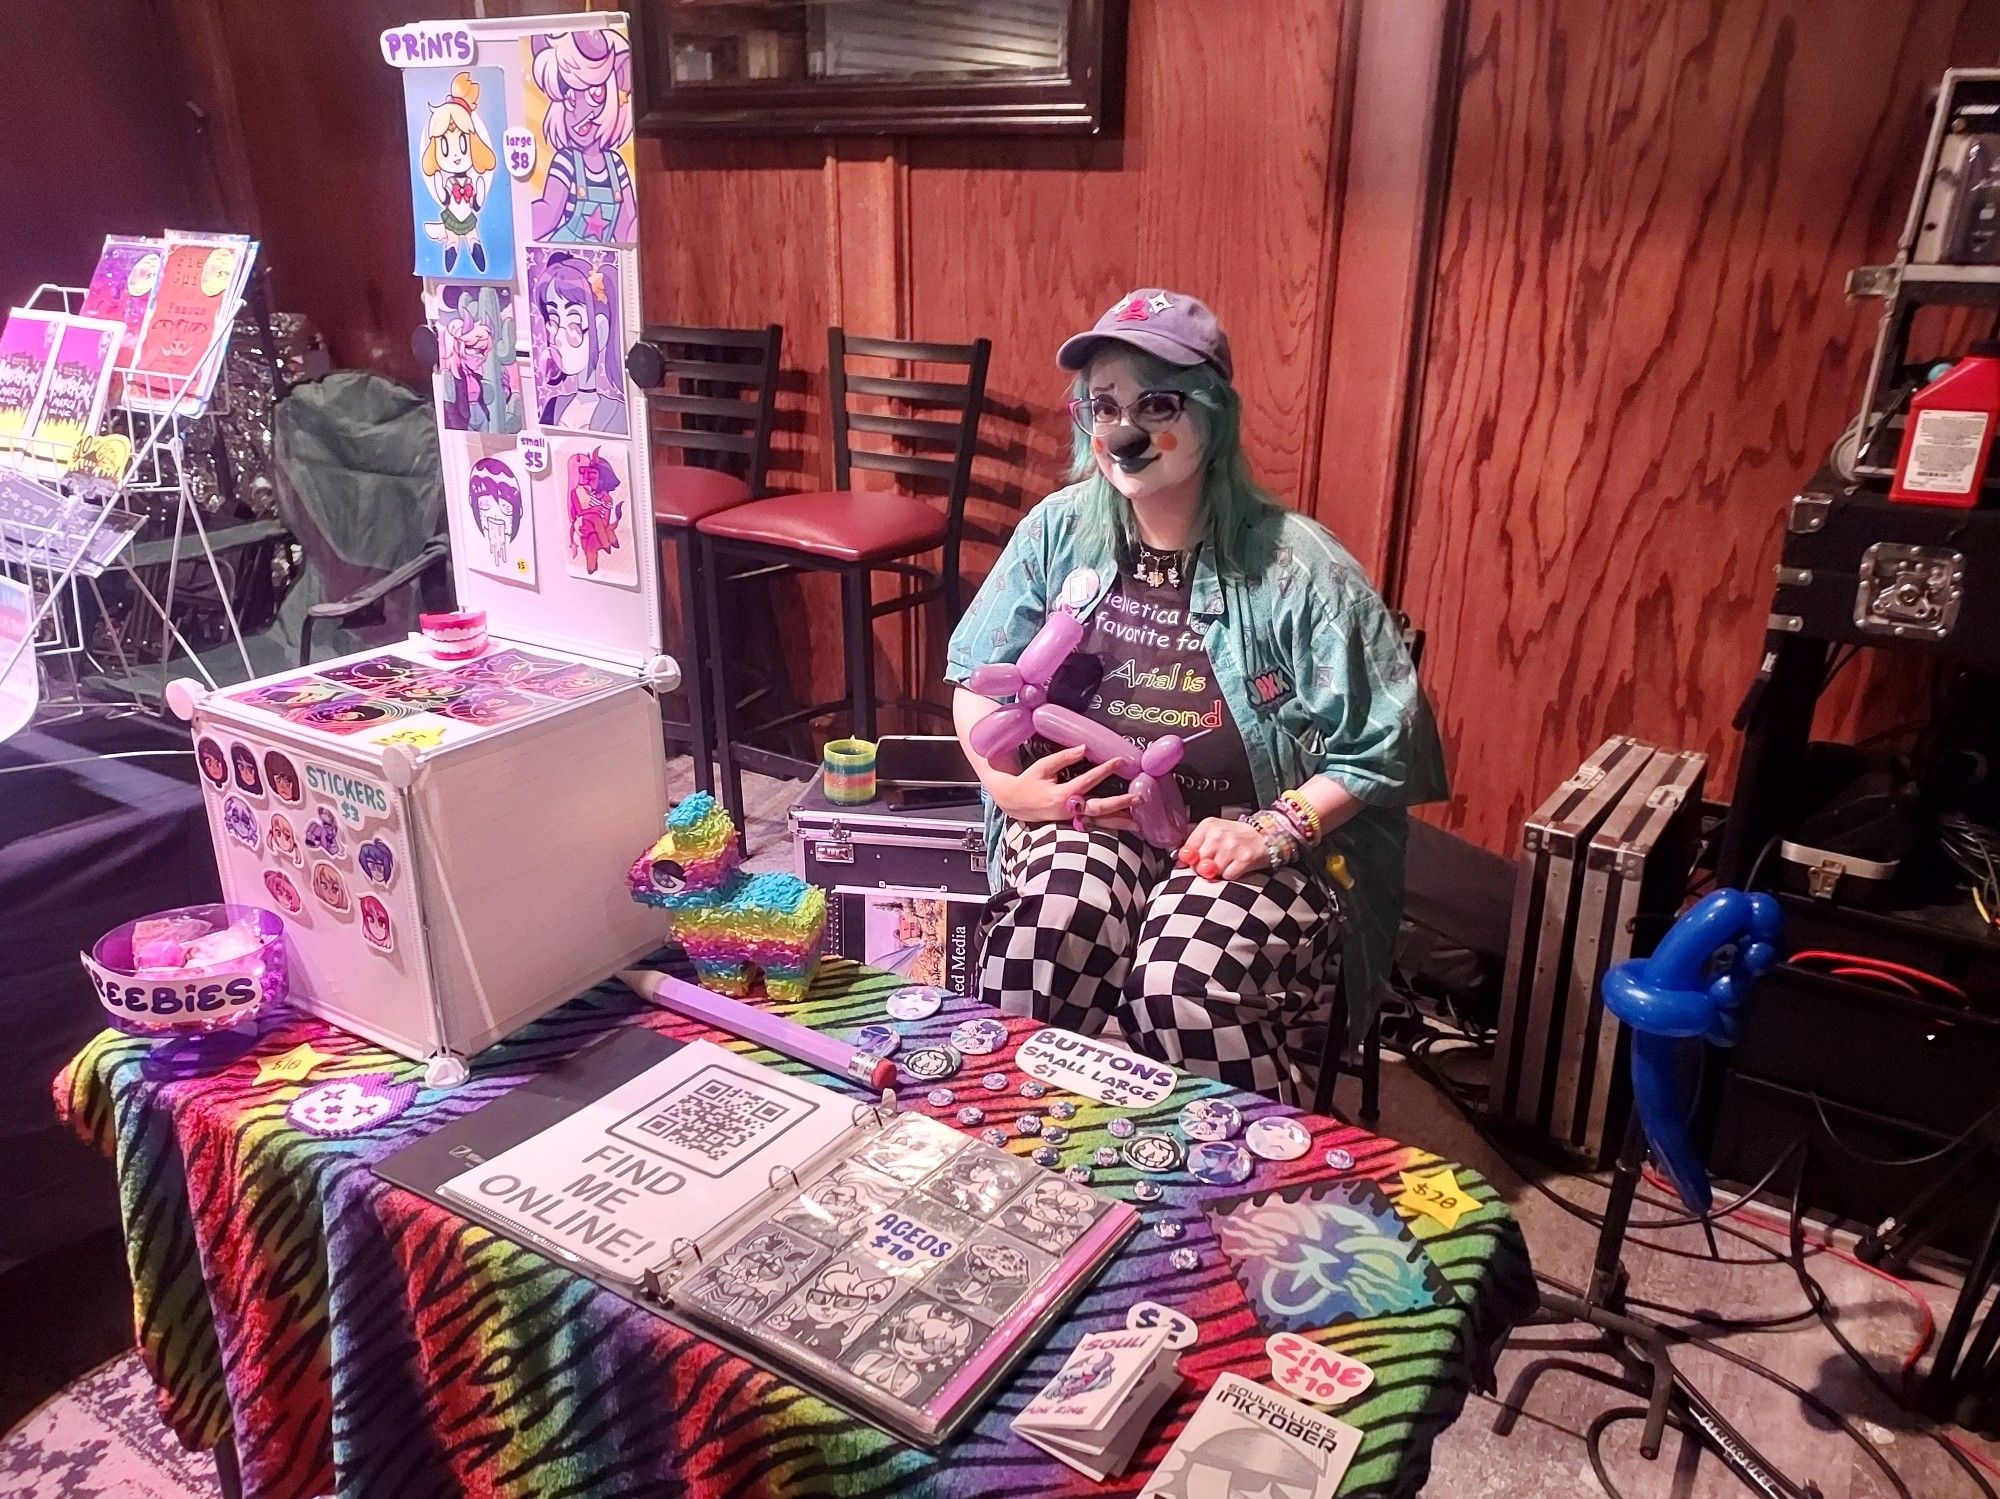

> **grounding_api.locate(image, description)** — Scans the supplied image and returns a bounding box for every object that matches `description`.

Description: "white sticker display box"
[171,10,673,1078]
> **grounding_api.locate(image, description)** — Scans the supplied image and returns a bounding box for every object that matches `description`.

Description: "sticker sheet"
[683,1113,1117,1424]
[403,65,516,280]
[1208,1179,1456,1333]
[520,27,638,247]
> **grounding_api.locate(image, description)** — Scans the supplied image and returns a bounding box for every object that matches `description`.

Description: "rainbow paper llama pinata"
[629,792,827,1000]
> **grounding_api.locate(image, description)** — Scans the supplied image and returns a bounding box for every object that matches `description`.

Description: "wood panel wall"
[166,0,2000,854]
[1400,0,2000,852]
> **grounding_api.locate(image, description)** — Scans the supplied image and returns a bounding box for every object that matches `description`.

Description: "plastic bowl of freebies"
[84,903,288,1079]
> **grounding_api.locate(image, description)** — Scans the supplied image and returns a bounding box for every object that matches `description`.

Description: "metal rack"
[0,276,264,722]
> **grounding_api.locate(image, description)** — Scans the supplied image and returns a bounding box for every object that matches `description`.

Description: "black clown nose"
[1108,427,1152,462]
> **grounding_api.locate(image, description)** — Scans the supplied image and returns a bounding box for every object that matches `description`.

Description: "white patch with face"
[1083,351,1206,505]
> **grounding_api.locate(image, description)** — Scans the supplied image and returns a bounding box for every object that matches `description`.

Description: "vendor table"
[57,959,1535,1499]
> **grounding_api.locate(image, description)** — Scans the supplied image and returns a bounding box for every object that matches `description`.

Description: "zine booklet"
[0,309,61,448]
[77,235,166,370]
[29,317,124,467]
[126,234,254,415]
[1012,1324,1182,1479]
[1138,1373,1361,1499]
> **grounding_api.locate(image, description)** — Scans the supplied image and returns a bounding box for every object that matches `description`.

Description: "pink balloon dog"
[965,608,1191,849]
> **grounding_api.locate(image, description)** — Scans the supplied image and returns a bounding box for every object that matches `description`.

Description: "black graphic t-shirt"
[1050,544,1254,821]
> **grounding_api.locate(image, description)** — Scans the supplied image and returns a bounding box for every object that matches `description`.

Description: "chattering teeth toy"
[965,607,1191,849]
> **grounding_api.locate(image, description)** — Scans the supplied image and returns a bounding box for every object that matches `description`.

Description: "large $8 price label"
[1015,1028,1177,1107]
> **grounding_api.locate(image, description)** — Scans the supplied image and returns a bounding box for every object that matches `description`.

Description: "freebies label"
[84,954,264,1029]
[1016,1028,1177,1107]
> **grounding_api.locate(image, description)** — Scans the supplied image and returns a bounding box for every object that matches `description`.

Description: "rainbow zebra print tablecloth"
[56,959,1535,1499]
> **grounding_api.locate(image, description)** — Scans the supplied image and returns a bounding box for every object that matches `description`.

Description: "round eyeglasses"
[1067,390,1189,435]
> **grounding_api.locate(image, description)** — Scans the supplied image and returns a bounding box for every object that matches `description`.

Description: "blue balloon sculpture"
[1601,889,1783,1216]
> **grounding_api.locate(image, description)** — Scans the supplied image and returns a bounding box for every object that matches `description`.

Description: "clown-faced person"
[948,289,1446,1104]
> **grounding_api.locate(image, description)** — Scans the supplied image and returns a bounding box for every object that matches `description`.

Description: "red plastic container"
[1891,341,2000,508]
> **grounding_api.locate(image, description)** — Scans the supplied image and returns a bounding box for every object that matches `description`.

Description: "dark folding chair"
[627,322,782,797]
[1312,614,1426,1125]
[695,327,990,832]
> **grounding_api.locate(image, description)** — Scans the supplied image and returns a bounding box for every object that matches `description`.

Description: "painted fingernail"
[1198,860,1221,880]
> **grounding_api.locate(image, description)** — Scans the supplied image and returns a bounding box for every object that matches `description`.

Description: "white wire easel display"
[0,279,258,722]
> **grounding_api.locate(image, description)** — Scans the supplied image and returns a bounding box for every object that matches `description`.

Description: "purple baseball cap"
[1057,288,1233,383]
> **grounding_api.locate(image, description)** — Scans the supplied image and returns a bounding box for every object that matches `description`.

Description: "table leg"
[214,1433,243,1499]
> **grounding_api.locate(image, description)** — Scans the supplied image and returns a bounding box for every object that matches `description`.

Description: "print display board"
[170,12,671,1071]
[386,11,662,672]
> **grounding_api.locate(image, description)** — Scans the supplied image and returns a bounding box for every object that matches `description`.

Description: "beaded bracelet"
[1270,797,1317,847]
[1242,808,1305,868]
[1276,789,1324,844]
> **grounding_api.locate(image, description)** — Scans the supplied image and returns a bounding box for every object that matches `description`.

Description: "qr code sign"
[610,1065,817,1178]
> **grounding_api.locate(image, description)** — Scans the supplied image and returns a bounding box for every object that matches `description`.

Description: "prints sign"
[1016,1028,1177,1107]
[1265,1331,1374,1408]
[381,22,474,68]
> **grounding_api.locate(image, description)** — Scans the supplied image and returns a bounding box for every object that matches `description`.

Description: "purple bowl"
[87,903,288,1040]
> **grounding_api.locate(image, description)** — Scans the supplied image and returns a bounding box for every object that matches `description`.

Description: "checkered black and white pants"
[978,822,1341,1104]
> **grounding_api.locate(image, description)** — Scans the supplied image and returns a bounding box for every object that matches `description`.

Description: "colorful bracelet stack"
[1242,808,1306,869]
[1274,789,1324,845]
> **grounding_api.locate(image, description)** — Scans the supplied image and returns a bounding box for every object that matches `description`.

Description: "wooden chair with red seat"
[695,328,991,826]
[626,321,782,799]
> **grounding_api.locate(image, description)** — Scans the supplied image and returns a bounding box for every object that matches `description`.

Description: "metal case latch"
[1854,542,1964,640]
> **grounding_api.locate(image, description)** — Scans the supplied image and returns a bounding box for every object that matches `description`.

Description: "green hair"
[1068,347,1278,579]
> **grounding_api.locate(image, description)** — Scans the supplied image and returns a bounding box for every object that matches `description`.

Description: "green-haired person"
[947,288,1447,1103]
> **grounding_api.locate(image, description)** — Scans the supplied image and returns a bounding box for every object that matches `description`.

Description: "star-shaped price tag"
[1394,1165,1476,1231]
[255,1041,336,1086]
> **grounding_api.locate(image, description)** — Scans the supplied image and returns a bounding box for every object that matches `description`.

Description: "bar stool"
[695,328,990,822]
[627,322,782,800]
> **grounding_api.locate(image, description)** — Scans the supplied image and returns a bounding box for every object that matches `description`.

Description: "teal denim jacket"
[945,484,1449,1044]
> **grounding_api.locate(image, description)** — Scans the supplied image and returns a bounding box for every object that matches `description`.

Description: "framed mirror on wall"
[631,0,1125,136]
